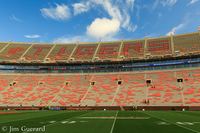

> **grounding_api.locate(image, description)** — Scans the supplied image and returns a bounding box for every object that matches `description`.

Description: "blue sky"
[0,0,200,43]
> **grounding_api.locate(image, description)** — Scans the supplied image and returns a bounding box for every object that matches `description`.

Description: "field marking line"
[22,111,93,133]
[78,116,150,120]
[110,111,118,133]
[143,112,200,133]
[44,111,94,127]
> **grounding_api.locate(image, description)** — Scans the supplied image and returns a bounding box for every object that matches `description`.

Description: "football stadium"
[1,0,200,133]
[0,32,200,133]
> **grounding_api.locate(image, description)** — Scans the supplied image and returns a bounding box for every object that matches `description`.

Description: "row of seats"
[174,32,200,54]
[0,68,200,106]
[146,37,172,56]
[1,32,199,62]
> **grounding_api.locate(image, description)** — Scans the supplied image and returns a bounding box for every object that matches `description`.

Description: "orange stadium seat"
[121,40,144,59]
[1,68,199,107]
[47,44,75,61]
[82,75,118,106]
[146,37,172,56]
[0,43,31,61]
[71,44,97,61]
[96,42,121,60]
[23,45,53,61]
[174,32,200,55]
[0,32,200,63]
[0,43,8,52]
[114,74,146,106]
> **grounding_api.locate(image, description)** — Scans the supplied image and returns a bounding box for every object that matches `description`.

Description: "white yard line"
[144,112,200,133]
[22,111,92,133]
[44,111,92,128]
[110,111,118,133]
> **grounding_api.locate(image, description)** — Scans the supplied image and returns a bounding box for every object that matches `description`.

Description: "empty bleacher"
[146,72,183,106]
[23,44,53,61]
[0,32,199,63]
[71,44,98,61]
[95,42,121,60]
[121,40,144,59]
[0,43,8,52]
[146,37,172,57]
[82,74,118,106]
[0,68,200,107]
[114,73,146,106]
[0,43,31,61]
[174,32,200,55]
[47,44,75,62]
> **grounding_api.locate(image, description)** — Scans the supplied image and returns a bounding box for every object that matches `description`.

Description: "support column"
[171,34,175,55]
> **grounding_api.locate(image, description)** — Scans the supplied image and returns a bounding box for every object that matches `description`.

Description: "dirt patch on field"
[0,111,17,115]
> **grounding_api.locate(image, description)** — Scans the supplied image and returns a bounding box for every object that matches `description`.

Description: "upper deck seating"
[47,44,75,61]
[23,45,53,61]
[71,44,97,61]
[0,43,31,61]
[121,40,144,59]
[96,42,120,60]
[0,32,199,63]
[146,37,172,56]
[174,33,200,55]
[0,43,8,52]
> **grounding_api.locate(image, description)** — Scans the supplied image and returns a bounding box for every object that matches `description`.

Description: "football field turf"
[0,110,200,133]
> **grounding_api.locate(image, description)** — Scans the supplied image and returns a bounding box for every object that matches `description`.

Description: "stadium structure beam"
[117,40,123,60]
[144,38,148,58]
[171,34,175,55]
[68,42,78,62]
[0,42,10,53]
[92,41,101,62]
[20,43,34,61]
[44,43,57,63]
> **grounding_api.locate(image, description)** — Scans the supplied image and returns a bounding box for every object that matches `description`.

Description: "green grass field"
[0,110,200,133]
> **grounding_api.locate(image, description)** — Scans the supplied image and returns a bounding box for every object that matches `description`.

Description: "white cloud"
[153,0,177,9]
[161,0,177,6]
[72,2,90,15]
[126,0,135,10]
[9,14,22,22]
[188,0,199,5]
[72,0,136,33]
[87,18,120,39]
[166,23,184,36]
[94,0,130,31]
[40,4,71,21]
[45,0,137,41]
[24,34,41,39]
[167,11,200,35]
